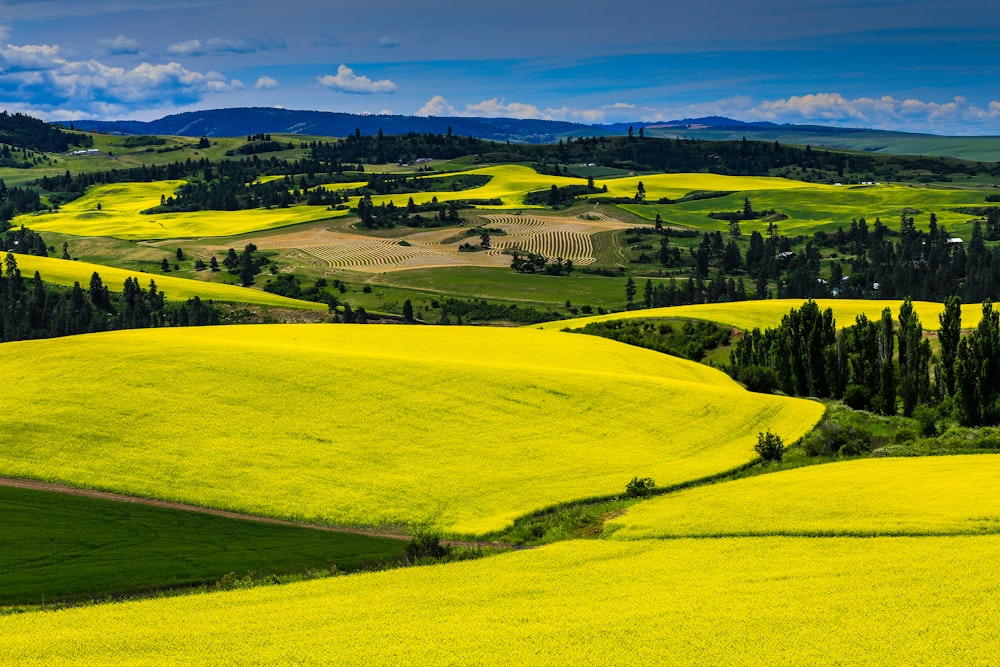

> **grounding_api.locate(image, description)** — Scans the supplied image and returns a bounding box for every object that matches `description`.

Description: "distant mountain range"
[65,107,1000,160]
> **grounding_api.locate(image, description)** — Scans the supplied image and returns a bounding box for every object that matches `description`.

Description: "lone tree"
[402,299,414,323]
[755,430,784,462]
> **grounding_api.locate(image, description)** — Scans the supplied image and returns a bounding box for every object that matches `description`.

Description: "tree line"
[0,253,219,343]
[728,297,1000,426]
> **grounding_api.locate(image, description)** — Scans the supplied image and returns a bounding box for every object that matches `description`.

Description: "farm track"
[0,477,517,551]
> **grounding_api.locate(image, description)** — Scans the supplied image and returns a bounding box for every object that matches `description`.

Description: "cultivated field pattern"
[287,213,628,271]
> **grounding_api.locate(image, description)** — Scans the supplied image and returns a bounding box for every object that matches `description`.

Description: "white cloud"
[166,37,285,57]
[316,65,396,94]
[255,75,278,90]
[99,34,141,55]
[2,43,62,70]
[416,95,454,117]
[377,36,399,48]
[416,95,608,123]
[0,41,242,116]
[464,98,543,119]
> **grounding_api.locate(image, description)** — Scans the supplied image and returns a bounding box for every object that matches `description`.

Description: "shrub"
[843,384,870,410]
[755,430,784,462]
[405,533,450,563]
[625,477,656,498]
[733,365,778,394]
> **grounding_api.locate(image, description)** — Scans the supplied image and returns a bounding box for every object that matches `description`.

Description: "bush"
[624,476,656,498]
[912,404,938,436]
[754,430,784,462]
[842,384,870,410]
[733,365,778,394]
[405,533,450,563]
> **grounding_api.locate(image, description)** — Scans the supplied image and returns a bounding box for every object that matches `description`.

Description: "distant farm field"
[9,254,326,310]
[3,536,998,665]
[322,165,584,210]
[616,181,993,237]
[540,299,987,332]
[15,180,347,240]
[0,325,822,535]
[283,213,630,273]
[606,455,1000,539]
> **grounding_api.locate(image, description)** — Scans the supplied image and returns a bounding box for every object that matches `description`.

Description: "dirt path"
[0,477,514,550]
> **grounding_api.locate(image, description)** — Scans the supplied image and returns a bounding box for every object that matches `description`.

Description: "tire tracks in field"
[0,477,518,551]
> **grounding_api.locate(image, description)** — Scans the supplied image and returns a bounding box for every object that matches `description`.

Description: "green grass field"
[10,253,327,310]
[0,324,822,535]
[371,266,626,309]
[615,181,995,238]
[0,485,406,607]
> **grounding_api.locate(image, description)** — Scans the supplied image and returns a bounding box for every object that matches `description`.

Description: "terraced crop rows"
[299,241,429,268]
[491,231,596,265]
[483,214,598,264]
[482,214,548,228]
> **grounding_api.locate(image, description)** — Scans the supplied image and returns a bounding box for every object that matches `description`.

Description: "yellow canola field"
[323,164,587,209]
[0,325,822,535]
[607,455,1000,539]
[593,172,826,200]
[9,254,326,310]
[2,536,999,665]
[538,298,986,332]
[15,180,347,240]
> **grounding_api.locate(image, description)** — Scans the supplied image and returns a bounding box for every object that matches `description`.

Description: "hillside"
[63,108,1000,159]
[67,107,595,144]
[0,324,823,535]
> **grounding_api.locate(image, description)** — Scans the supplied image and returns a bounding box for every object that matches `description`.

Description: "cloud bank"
[0,41,241,116]
[417,93,1000,135]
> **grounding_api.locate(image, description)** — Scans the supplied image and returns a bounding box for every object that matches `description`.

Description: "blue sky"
[1,0,998,135]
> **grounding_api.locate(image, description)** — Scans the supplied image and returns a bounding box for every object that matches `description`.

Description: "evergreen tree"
[938,295,962,396]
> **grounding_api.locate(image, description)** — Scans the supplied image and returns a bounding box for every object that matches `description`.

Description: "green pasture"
[368,266,626,310]
[0,484,406,607]
[616,182,996,238]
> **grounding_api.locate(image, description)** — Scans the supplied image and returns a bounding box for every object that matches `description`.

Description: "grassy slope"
[2,536,998,665]
[614,182,995,238]
[0,324,822,535]
[0,485,406,607]
[537,299,986,332]
[10,254,327,310]
[606,455,1000,538]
